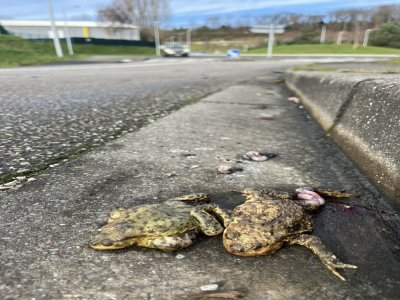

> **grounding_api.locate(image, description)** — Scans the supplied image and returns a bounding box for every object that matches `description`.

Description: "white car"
[162,44,190,57]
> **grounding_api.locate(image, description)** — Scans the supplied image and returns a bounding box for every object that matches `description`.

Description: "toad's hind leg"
[169,193,211,204]
[314,187,360,198]
[288,234,357,281]
[191,204,231,236]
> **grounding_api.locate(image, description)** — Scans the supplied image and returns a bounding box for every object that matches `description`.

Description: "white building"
[0,20,140,41]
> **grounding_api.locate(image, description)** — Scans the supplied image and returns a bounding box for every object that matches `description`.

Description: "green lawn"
[2,35,400,67]
[0,35,155,67]
[0,35,68,67]
[246,44,400,55]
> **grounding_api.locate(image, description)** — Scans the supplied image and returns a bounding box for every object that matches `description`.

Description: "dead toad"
[223,187,357,281]
[90,193,230,251]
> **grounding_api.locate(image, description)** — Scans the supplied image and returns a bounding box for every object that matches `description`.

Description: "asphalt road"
[2,56,392,184]
[0,58,297,184]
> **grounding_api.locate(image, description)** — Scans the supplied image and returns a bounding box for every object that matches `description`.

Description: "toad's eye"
[101,239,113,246]
[225,230,240,239]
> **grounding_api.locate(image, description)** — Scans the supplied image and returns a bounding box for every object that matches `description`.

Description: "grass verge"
[246,44,400,55]
[0,35,155,67]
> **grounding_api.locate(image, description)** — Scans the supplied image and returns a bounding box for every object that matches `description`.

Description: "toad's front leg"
[288,234,357,281]
[191,204,231,236]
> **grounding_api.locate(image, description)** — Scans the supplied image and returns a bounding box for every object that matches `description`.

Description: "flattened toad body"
[223,188,357,280]
[90,194,230,251]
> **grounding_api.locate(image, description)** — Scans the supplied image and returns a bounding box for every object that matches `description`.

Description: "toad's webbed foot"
[288,234,357,281]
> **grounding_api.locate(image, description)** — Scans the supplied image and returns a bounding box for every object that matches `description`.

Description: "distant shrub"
[370,23,400,48]
[0,24,9,35]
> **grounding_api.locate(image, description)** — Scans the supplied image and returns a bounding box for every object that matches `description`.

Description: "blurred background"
[0,0,400,66]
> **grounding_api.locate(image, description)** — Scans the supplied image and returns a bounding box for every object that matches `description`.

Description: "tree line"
[98,0,169,29]
[98,1,399,30]
[97,1,400,47]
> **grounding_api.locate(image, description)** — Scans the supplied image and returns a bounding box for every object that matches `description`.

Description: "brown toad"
[223,187,357,281]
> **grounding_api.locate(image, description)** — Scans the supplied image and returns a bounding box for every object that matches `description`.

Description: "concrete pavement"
[1,71,399,299]
[0,59,295,185]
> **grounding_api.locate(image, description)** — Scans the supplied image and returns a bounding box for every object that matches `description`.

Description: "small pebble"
[288,96,301,104]
[257,114,276,120]
[218,164,242,174]
[243,151,267,162]
[164,172,176,178]
[200,283,219,291]
[243,151,276,162]
[217,164,234,174]
[176,254,185,259]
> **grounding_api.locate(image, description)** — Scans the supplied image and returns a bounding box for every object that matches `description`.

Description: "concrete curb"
[285,70,400,207]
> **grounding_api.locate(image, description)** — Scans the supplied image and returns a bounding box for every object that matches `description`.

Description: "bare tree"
[305,14,325,25]
[206,16,221,29]
[98,1,130,24]
[98,0,170,28]
[371,5,400,26]
[288,14,303,26]
[240,15,254,27]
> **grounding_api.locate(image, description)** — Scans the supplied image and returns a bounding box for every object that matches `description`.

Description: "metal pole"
[47,0,63,57]
[63,11,74,55]
[320,25,326,43]
[363,29,373,47]
[186,29,191,51]
[267,24,275,58]
[178,33,184,43]
[352,27,360,49]
[336,31,344,45]
[154,20,160,55]
[152,0,160,56]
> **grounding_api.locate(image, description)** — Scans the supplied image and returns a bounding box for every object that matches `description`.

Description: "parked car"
[161,44,190,57]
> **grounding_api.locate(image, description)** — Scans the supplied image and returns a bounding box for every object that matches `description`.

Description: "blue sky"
[0,0,399,28]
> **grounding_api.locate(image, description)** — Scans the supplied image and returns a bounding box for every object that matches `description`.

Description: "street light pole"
[352,23,360,49]
[336,31,344,45]
[153,20,160,56]
[47,0,63,57]
[152,0,160,56]
[363,29,374,47]
[320,25,326,43]
[63,10,74,55]
[267,24,275,58]
[186,28,191,51]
